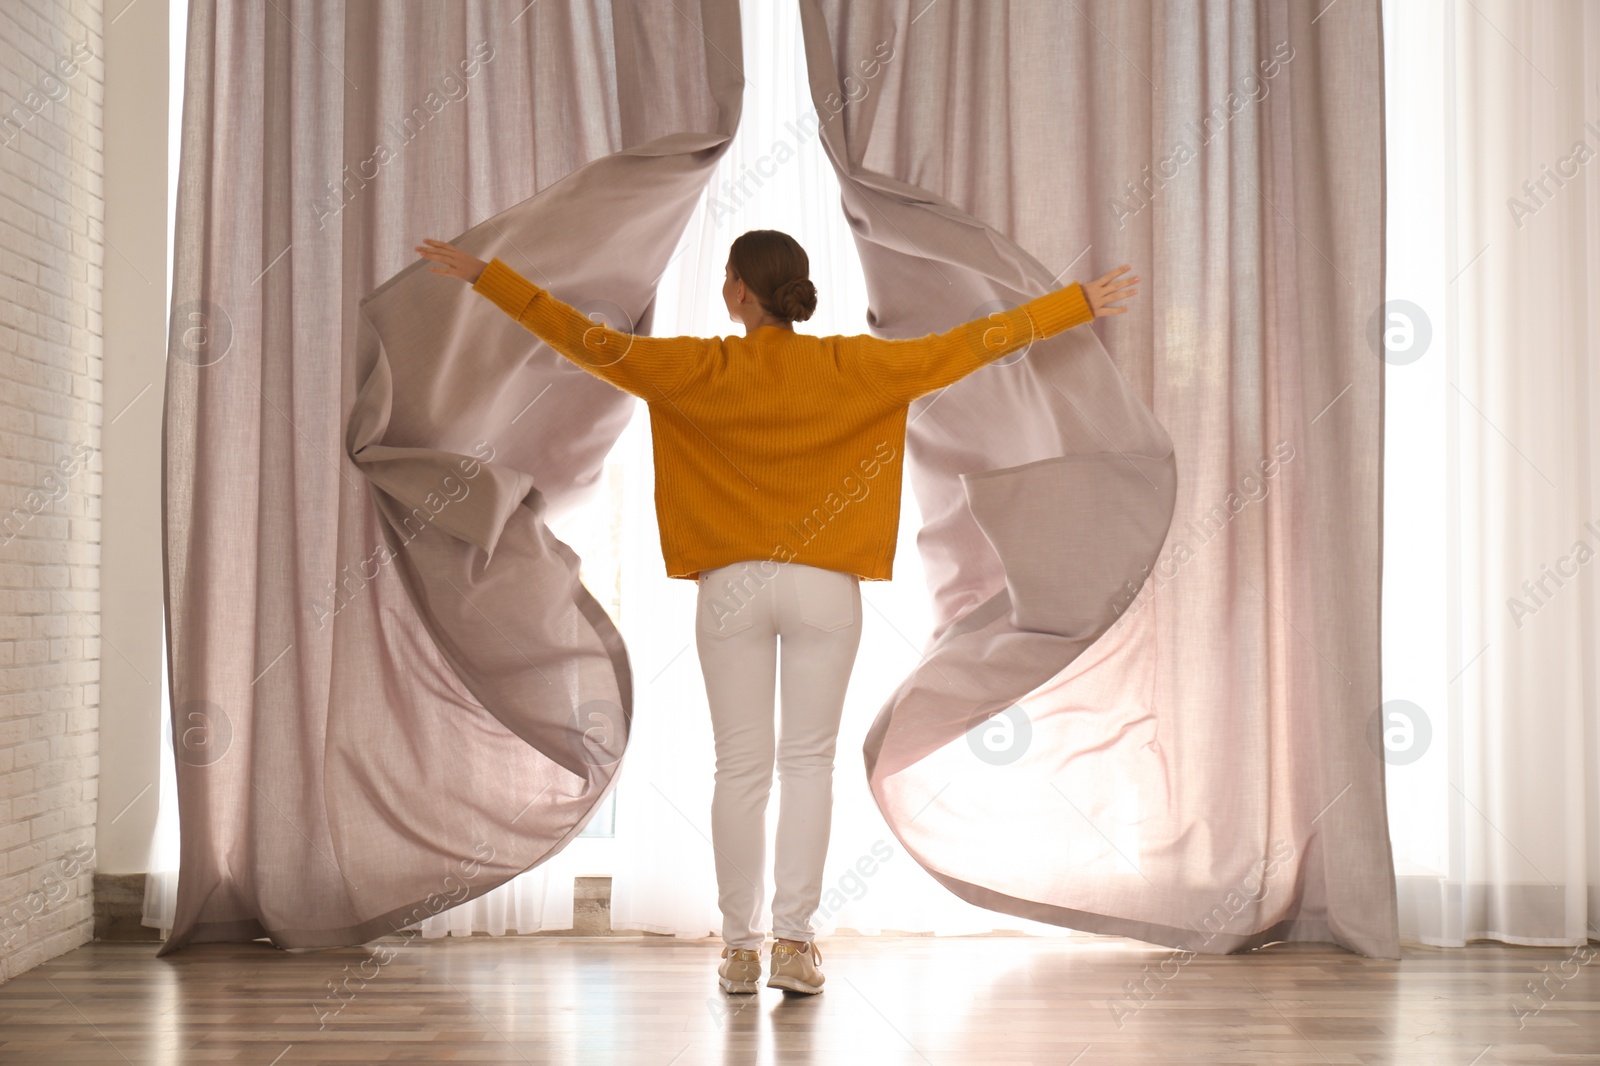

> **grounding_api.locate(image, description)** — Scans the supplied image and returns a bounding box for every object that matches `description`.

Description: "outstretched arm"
[851,265,1140,404]
[416,239,707,401]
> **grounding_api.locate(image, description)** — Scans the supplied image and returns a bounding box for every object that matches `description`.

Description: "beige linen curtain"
[161,0,742,952]
[163,0,1397,959]
[796,0,1396,957]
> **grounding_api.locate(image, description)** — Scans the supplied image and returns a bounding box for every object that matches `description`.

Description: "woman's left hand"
[1084,265,1139,317]
[415,238,487,284]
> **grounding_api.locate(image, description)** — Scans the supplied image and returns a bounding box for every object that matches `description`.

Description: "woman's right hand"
[1084,265,1140,317]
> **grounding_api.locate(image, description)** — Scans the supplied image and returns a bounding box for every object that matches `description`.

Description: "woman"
[415,230,1138,995]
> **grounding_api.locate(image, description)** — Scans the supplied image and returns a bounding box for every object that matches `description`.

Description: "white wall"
[0,0,105,980]
[96,0,166,875]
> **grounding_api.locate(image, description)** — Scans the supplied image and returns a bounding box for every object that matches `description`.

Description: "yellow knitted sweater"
[472,258,1094,580]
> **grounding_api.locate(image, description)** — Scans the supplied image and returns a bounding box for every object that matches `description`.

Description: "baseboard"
[93,873,161,941]
[94,874,668,940]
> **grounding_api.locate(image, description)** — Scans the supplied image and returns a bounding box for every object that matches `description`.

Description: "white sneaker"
[717,946,762,994]
[767,939,824,994]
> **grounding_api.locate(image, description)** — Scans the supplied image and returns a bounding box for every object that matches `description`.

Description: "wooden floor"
[0,935,1595,1064]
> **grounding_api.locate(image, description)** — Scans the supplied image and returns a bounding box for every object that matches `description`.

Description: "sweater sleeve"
[471,257,706,401]
[848,281,1095,405]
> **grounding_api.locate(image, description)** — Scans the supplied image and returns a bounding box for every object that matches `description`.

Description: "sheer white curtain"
[607,0,1073,940]
[1380,0,1599,946]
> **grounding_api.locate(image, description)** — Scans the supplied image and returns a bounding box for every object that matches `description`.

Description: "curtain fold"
[796,0,1398,957]
[159,0,742,953]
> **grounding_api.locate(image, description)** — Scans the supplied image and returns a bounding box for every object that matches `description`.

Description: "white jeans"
[695,559,863,950]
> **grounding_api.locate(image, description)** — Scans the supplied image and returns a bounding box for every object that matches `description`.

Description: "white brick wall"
[0,0,104,983]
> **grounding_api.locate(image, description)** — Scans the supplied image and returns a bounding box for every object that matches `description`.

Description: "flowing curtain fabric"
[1381,0,1600,946]
[159,0,742,952]
[793,0,1396,957]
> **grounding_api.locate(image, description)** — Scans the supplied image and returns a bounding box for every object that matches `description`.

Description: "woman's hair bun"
[728,230,818,322]
[769,277,818,323]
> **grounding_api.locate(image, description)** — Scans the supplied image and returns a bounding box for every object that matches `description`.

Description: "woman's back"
[655,323,911,582]
[469,256,1094,581]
